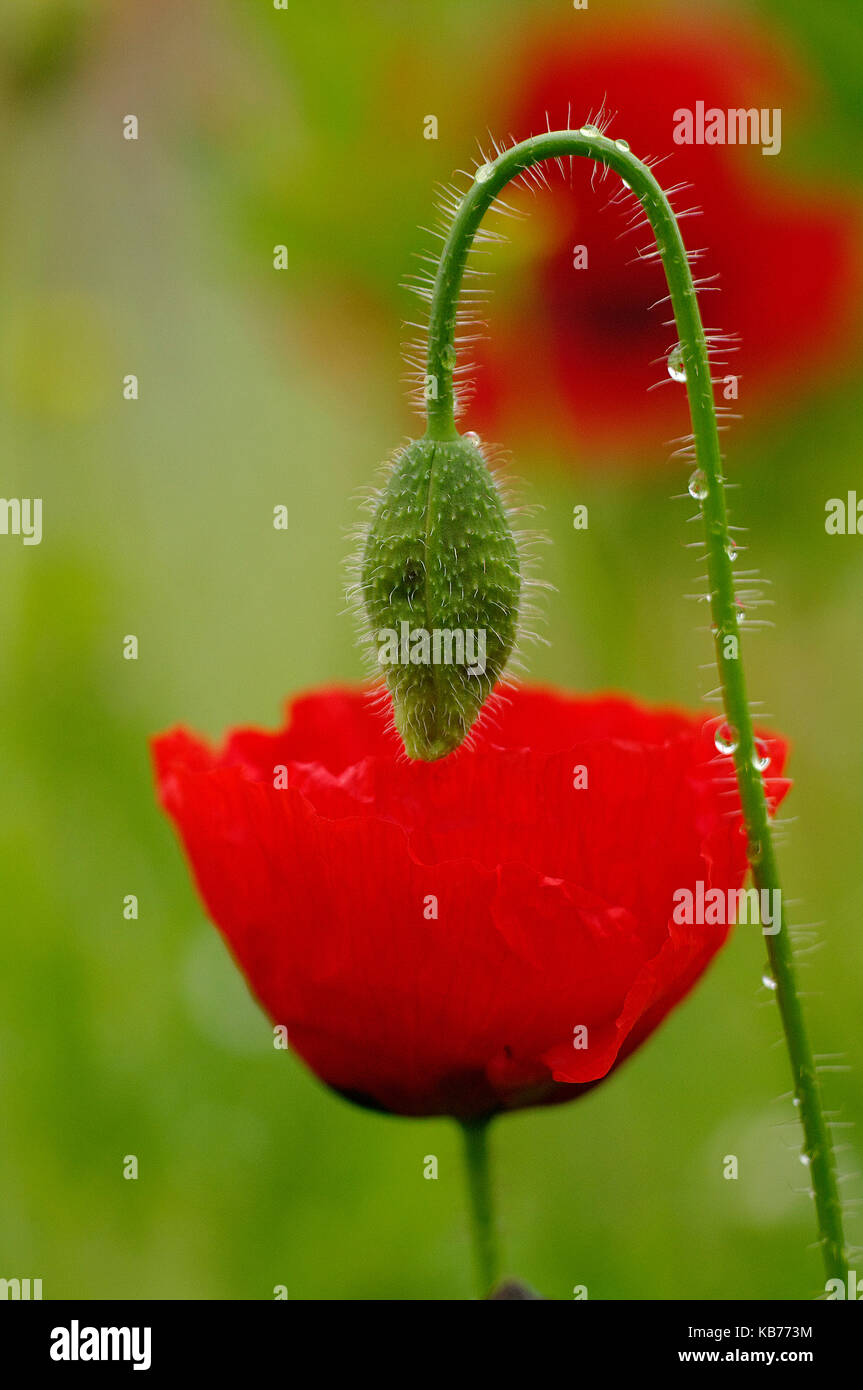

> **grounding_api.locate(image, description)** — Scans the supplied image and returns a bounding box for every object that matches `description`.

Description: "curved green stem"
[461,1117,499,1296]
[430,132,848,1286]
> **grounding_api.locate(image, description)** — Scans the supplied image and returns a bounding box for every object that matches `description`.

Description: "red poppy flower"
[153,685,789,1120]
[467,21,862,453]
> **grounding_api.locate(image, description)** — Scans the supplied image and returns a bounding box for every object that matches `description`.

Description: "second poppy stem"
[461,1116,499,1297]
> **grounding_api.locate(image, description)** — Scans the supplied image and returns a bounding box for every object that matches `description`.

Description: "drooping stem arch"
[426,129,848,1286]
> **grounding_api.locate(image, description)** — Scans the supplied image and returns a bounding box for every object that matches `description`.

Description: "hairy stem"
[428,131,848,1286]
[461,1117,499,1296]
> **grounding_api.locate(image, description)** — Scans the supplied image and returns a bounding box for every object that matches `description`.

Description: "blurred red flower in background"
[154,686,789,1119]
[467,22,861,455]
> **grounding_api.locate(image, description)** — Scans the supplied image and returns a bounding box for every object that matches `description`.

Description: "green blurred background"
[1,0,861,1299]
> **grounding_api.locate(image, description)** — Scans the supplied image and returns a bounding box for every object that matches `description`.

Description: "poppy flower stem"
[460,1116,499,1297]
[426,131,848,1288]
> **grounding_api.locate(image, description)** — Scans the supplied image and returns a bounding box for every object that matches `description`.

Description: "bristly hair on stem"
[414,123,849,1290]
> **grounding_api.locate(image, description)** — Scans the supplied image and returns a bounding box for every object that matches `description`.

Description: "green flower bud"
[360,434,521,760]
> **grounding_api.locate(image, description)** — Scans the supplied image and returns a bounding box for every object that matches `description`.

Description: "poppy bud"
[359,433,520,760]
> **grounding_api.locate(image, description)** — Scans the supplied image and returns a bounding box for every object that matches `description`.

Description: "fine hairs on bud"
[350,432,538,761]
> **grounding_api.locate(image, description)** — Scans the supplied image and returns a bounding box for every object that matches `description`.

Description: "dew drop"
[762,971,777,990]
[464,430,481,446]
[735,600,746,624]
[667,345,687,382]
[726,541,738,561]
[475,162,494,183]
[792,1096,801,1108]
[752,742,771,773]
[614,138,630,152]
[688,469,708,501]
[580,124,600,137]
[714,723,738,755]
[799,1152,811,1167]
[441,345,457,369]
[747,840,763,865]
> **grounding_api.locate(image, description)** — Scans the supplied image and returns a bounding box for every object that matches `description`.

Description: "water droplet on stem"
[688,469,708,501]
[667,346,687,382]
[714,723,738,755]
[752,742,771,773]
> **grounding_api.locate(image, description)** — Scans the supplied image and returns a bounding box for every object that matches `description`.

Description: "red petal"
[153,685,790,1118]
